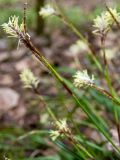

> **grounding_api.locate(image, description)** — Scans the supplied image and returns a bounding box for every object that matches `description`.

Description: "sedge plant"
[1,2,120,159]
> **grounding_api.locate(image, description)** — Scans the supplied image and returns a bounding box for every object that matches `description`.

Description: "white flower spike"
[73,70,94,88]
[93,13,110,36]
[69,40,88,55]
[1,15,24,38]
[56,119,68,132]
[50,130,60,141]
[50,119,70,141]
[93,8,120,36]
[39,4,56,18]
[20,69,40,89]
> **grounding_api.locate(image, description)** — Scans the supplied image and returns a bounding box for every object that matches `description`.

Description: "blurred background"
[0,0,120,159]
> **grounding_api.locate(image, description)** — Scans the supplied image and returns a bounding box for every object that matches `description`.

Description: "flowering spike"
[50,130,60,141]
[20,69,40,89]
[39,4,56,18]
[93,13,110,36]
[73,70,94,88]
[93,8,120,36]
[69,40,88,54]
[56,119,68,132]
[1,15,24,38]
[50,119,70,141]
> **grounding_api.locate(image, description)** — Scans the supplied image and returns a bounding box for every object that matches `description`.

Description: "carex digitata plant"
[2,1,120,159]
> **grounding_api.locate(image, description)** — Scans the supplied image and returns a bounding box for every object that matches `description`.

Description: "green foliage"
[0,0,19,3]
[24,156,60,160]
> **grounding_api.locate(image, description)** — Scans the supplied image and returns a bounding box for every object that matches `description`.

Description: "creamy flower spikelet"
[93,13,110,35]
[20,69,40,89]
[1,15,24,37]
[93,8,120,36]
[105,8,120,25]
[56,119,68,132]
[50,130,60,141]
[50,119,70,141]
[73,70,94,88]
[100,48,117,60]
[4,157,11,160]
[39,4,56,18]
[69,40,88,55]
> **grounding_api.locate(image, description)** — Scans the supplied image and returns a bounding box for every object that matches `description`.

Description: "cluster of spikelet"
[20,69,40,89]
[50,119,71,141]
[93,8,120,36]
[1,16,24,38]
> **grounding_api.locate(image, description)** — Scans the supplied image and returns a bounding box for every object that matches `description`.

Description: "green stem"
[101,36,120,145]
[106,5,120,30]
[66,132,94,159]
[55,1,102,72]
[39,96,58,122]
[34,88,58,122]
[76,143,94,159]
[105,66,120,139]
[17,130,48,141]
[92,85,120,107]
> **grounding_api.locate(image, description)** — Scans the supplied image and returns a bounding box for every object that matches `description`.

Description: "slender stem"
[23,2,28,34]
[101,35,107,66]
[64,129,94,159]
[92,85,120,107]
[54,1,102,72]
[71,139,94,159]
[34,88,58,122]
[73,55,81,69]
[17,130,48,141]
[76,144,94,159]
[105,68,120,144]
[40,96,58,122]
[101,35,120,145]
